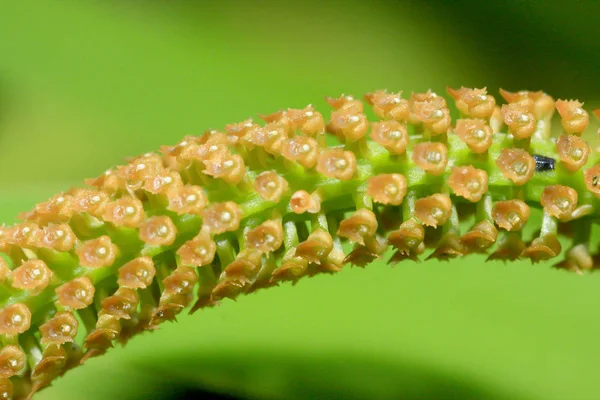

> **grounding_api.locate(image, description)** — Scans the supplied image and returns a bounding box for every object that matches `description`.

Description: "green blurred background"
[1,0,600,399]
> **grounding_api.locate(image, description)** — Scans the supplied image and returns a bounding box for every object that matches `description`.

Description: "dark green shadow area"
[135,349,515,400]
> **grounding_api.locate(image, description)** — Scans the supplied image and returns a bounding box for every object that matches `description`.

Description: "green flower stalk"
[0,87,599,399]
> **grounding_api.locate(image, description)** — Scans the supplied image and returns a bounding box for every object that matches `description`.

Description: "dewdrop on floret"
[415,194,452,228]
[556,134,590,172]
[496,148,535,185]
[286,105,325,136]
[412,96,451,134]
[76,235,118,268]
[281,136,319,168]
[540,185,578,221]
[0,346,25,378]
[102,196,146,228]
[201,202,243,234]
[55,277,96,310]
[10,259,53,294]
[556,99,589,134]
[167,185,208,215]
[367,173,407,206]
[100,288,139,320]
[254,171,289,203]
[364,90,410,121]
[327,105,369,143]
[295,229,334,264]
[412,142,448,176]
[39,311,78,345]
[118,257,156,289]
[448,166,488,202]
[460,220,498,253]
[139,215,178,247]
[337,209,378,246]
[245,219,284,254]
[370,120,408,154]
[37,223,77,252]
[0,303,31,336]
[447,87,496,119]
[325,94,364,112]
[501,103,536,139]
[454,118,493,153]
[317,149,357,181]
[492,200,530,231]
[290,190,321,214]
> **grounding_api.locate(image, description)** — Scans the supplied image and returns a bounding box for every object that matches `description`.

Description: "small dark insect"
[533,154,555,172]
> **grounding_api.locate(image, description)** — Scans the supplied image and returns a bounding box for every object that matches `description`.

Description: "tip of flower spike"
[56,277,96,310]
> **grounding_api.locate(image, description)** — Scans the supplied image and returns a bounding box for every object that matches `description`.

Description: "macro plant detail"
[0,87,599,399]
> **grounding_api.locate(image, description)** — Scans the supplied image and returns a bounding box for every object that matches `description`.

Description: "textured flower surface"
[1,86,600,399]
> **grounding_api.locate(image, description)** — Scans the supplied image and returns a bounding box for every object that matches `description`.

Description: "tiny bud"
[167,185,208,215]
[10,259,53,294]
[337,209,378,246]
[448,166,488,202]
[584,164,600,199]
[556,134,590,172]
[492,200,530,231]
[76,235,118,268]
[316,149,357,180]
[100,288,139,320]
[177,230,217,267]
[364,90,410,121]
[556,99,589,134]
[447,87,495,118]
[286,105,325,136]
[56,276,96,309]
[367,173,408,206]
[295,229,334,264]
[246,219,284,253]
[501,103,536,138]
[40,311,78,345]
[496,148,535,185]
[290,190,321,214]
[201,202,243,234]
[460,220,498,253]
[139,215,177,247]
[118,256,156,289]
[0,345,25,378]
[370,120,409,154]
[415,194,452,228]
[540,185,578,221]
[454,119,493,153]
[412,142,448,176]
[0,303,31,336]
[281,137,319,168]
[254,171,290,203]
[103,196,146,228]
